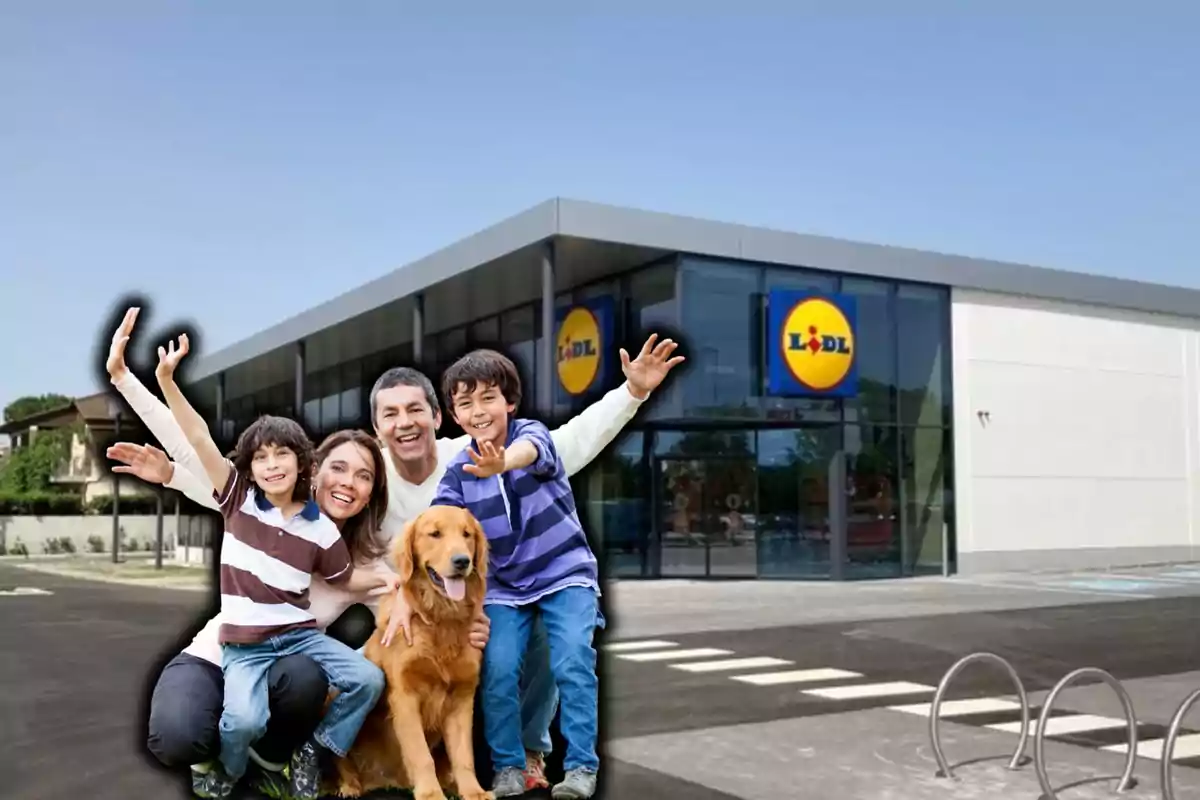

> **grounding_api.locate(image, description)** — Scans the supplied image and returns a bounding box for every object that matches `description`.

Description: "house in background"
[0,391,153,503]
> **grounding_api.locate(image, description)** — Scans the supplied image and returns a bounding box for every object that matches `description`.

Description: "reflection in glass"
[902,425,950,575]
[755,427,840,578]
[501,304,538,408]
[583,432,646,578]
[897,284,950,427]
[679,259,759,418]
[844,425,901,578]
[841,278,896,424]
[627,264,678,419]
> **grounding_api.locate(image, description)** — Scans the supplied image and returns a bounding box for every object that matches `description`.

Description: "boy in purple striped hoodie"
[431,349,605,800]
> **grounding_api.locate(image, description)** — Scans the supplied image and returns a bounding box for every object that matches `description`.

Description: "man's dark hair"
[369,366,439,421]
[440,349,523,411]
[231,415,315,502]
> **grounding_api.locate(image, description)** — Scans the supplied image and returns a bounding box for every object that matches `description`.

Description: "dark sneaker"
[285,739,325,800]
[190,762,236,798]
[551,768,597,800]
[492,765,527,798]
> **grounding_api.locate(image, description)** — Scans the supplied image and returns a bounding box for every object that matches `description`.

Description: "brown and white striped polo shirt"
[215,466,353,645]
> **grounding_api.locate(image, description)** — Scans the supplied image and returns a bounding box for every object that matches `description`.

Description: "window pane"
[896,284,951,426]
[679,258,759,419]
[440,327,467,363]
[844,424,901,578]
[583,432,647,578]
[470,315,499,347]
[340,358,364,428]
[628,264,679,420]
[841,278,897,424]
[501,304,538,412]
[901,425,952,576]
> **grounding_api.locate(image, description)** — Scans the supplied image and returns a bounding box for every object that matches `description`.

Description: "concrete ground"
[6,562,1200,799]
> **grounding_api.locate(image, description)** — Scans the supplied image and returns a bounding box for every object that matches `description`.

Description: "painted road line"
[804,681,935,700]
[617,648,734,662]
[603,640,679,653]
[670,656,793,674]
[889,697,1023,717]
[1103,734,1200,761]
[989,714,1126,736]
[731,668,863,686]
[0,586,53,596]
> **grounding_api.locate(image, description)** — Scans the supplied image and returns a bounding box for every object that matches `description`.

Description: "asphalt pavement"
[8,561,1200,799]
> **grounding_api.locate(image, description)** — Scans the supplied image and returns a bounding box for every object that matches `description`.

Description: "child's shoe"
[524,750,550,790]
[190,762,236,798]
[493,765,527,797]
[551,767,597,800]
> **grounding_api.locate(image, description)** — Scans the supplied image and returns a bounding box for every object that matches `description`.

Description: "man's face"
[250,442,299,503]
[449,380,514,450]
[373,383,440,465]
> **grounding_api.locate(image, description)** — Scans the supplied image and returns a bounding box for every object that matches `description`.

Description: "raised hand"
[621,333,686,399]
[107,306,140,383]
[106,442,174,485]
[463,440,506,478]
[155,334,190,382]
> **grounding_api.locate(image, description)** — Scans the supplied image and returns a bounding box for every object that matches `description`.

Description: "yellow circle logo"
[781,298,855,391]
[556,307,602,395]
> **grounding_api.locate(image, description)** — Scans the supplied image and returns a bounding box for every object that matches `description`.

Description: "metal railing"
[930,652,1031,780]
[1033,667,1138,800]
[1160,686,1200,800]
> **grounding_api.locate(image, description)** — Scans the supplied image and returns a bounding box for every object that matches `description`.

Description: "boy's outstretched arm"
[154,334,232,495]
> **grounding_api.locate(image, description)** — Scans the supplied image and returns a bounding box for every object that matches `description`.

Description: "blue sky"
[2,3,1197,415]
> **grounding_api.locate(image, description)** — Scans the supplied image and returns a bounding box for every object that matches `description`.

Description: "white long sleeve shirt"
[111,371,645,665]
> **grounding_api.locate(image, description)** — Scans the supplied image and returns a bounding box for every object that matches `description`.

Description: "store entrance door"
[654,456,758,578]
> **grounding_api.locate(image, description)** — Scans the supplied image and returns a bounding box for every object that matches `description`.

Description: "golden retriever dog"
[332,505,493,800]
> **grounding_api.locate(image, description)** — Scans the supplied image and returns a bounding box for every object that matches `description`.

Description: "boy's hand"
[622,333,686,400]
[463,440,506,478]
[107,306,140,383]
[107,442,173,485]
[156,334,190,382]
[468,608,490,650]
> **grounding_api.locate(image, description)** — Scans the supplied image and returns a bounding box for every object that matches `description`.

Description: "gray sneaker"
[492,765,527,798]
[190,762,236,798]
[551,768,597,800]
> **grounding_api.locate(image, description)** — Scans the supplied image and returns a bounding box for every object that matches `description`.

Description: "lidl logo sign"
[556,297,614,398]
[766,290,858,397]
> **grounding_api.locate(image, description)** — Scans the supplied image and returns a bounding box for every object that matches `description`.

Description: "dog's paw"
[458,790,494,800]
[335,778,364,798]
[413,784,448,800]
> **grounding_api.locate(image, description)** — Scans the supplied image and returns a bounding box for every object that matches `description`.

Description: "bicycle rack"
[930,651,1031,780]
[1033,667,1138,800]
[1160,686,1200,800]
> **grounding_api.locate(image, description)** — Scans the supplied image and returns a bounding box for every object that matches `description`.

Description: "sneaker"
[285,739,325,800]
[492,765,527,798]
[190,762,236,799]
[551,768,597,800]
[524,750,550,790]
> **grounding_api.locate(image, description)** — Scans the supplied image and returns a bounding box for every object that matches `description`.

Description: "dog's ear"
[469,512,488,581]
[394,519,417,584]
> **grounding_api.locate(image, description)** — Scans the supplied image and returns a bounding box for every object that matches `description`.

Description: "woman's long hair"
[314,429,389,565]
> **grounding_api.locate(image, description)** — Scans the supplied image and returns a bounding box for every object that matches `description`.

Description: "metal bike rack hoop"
[1033,667,1138,800]
[1160,686,1200,800]
[930,651,1031,781]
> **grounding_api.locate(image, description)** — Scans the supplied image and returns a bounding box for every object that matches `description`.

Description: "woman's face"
[313,441,377,523]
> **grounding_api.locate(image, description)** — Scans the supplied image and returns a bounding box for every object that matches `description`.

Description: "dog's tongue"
[444,577,466,601]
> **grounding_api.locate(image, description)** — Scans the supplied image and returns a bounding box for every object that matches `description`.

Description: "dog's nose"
[451,554,472,573]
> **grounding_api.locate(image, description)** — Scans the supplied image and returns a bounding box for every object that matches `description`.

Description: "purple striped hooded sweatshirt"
[431,418,599,606]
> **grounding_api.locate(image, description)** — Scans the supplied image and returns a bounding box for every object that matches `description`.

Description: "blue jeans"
[482,586,604,773]
[219,627,384,779]
[520,615,558,754]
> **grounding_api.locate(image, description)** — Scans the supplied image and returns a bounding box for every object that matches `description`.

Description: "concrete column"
[539,240,556,415]
[412,293,425,362]
[294,341,306,416]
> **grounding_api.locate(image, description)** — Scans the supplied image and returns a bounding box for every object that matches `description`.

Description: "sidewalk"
[2,554,208,591]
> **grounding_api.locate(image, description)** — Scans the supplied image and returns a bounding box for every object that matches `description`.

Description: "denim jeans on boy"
[520,615,559,754]
[219,627,385,780]
[482,586,605,773]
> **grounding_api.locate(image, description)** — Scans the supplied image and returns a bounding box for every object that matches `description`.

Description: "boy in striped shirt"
[155,334,397,799]
[430,349,607,800]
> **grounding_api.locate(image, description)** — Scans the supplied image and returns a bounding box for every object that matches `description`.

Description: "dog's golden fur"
[331,505,493,800]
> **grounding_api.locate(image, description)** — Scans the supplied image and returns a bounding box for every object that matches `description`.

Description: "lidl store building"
[184,199,1200,582]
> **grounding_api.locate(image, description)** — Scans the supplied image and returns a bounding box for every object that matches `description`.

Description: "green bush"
[87,535,105,553]
[0,491,166,516]
[87,494,163,516]
[9,539,28,556]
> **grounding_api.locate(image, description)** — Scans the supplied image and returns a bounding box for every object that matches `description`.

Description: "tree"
[3,394,73,423]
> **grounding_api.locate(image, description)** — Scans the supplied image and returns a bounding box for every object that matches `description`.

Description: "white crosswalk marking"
[1103,734,1200,761]
[804,681,935,700]
[889,697,1023,717]
[670,656,793,673]
[603,640,678,653]
[988,714,1125,736]
[731,668,863,686]
[617,648,733,662]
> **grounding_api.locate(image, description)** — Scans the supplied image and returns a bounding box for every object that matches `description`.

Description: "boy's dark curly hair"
[230,415,315,502]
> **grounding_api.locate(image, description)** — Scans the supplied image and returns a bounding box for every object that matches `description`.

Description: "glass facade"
[217,250,955,581]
